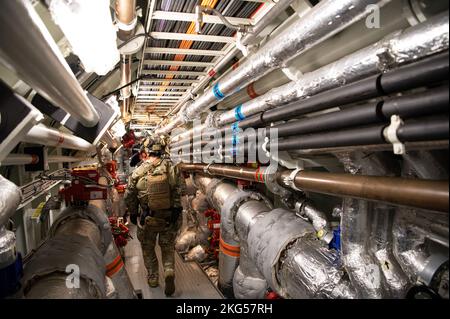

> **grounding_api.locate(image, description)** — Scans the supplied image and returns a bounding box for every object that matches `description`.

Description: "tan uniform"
[124,157,185,276]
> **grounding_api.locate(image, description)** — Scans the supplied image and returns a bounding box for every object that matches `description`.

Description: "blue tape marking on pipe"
[235,105,245,121]
[230,121,240,156]
[213,83,225,100]
[232,133,240,146]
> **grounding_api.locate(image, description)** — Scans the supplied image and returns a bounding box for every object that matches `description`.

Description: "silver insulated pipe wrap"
[23,205,136,299]
[277,234,356,299]
[216,11,450,126]
[392,209,449,286]
[158,0,391,134]
[194,176,354,298]
[233,244,268,299]
[0,175,22,227]
[22,233,107,298]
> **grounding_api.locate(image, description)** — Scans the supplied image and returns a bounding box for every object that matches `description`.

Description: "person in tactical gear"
[124,136,185,296]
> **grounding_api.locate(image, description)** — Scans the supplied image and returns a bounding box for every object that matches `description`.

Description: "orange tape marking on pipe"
[219,237,240,257]
[106,254,124,277]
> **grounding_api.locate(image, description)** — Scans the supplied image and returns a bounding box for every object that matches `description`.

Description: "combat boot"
[164,269,175,296]
[148,273,159,288]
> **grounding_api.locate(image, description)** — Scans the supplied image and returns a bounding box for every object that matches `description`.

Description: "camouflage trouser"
[137,220,179,276]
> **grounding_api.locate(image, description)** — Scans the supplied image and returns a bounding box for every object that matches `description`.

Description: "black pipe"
[271,116,449,152]
[398,117,450,142]
[171,85,449,154]
[267,85,449,138]
[170,52,449,149]
[379,52,449,95]
[245,51,449,128]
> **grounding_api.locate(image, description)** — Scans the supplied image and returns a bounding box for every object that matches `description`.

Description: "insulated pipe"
[232,245,268,299]
[393,209,449,286]
[337,153,387,298]
[168,0,296,116]
[266,85,449,138]
[173,115,450,163]
[157,0,391,134]
[170,77,449,151]
[23,205,136,299]
[239,52,450,129]
[370,205,410,298]
[193,175,355,299]
[341,198,383,298]
[270,116,449,152]
[23,124,94,152]
[179,164,449,213]
[0,154,40,167]
[215,0,412,112]
[0,0,100,127]
[0,154,91,166]
[193,175,245,296]
[23,207,108,298]
[215,12,450,127]
[0,175,22,227]
[174,20,448,146]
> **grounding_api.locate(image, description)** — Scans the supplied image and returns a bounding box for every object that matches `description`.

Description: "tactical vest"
[146,160,171,210]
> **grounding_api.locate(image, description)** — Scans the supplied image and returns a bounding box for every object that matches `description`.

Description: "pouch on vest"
[147,173,171,210]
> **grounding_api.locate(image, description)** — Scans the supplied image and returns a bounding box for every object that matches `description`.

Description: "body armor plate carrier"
[147,173,171,210]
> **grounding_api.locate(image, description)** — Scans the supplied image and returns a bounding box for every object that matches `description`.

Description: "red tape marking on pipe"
[106,254,124,277]
[254,167,260,182]
[208,69,217,77]
[58,135,65,145]
[246,83,259,99]
[31,154,39,165]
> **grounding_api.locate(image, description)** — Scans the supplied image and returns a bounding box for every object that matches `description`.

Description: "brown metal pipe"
[178,163,449,213]
[115,0,137,41]
[279,171,449,213]
[179,163,258,181]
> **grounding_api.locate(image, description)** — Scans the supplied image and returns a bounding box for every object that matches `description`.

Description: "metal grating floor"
[123,224,223,299]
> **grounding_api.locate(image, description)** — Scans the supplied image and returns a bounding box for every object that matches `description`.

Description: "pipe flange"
[118,22,145,55]
[221,191,272,243]
[204,178,225,207]
[49,205,112,255]
[246,208,314,297]
[263,163,292,199]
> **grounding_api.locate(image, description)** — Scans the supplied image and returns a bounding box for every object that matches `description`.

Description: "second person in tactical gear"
[124,137,185,296]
